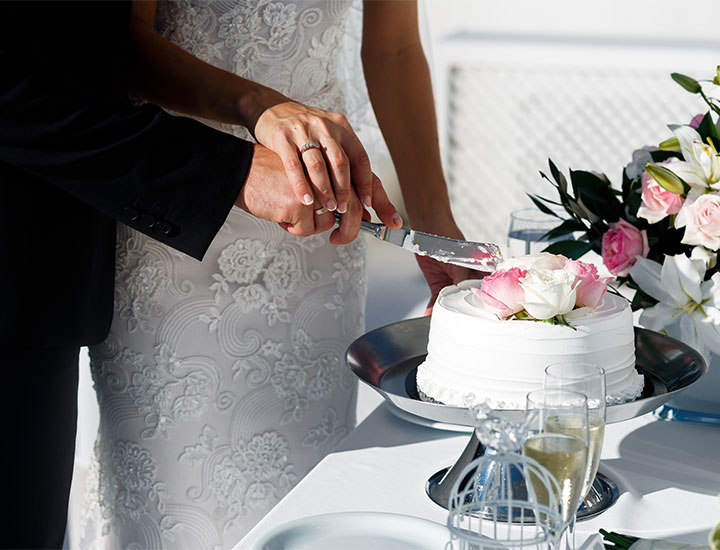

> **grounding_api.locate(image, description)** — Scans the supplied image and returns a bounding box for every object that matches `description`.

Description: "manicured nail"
[326,199,337,211]
[337,202,348,213]
[303,193,314,205]
[362,195,372,208]
[392,213,403,227]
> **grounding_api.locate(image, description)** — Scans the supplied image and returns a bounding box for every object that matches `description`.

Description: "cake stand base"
[426,467,619,521]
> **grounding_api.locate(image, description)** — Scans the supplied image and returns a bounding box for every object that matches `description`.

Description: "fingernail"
[362,195,372,208]
[392,214,403,227]
[303,194,314,205]
[326,199,337,211]
[338,202,348,213]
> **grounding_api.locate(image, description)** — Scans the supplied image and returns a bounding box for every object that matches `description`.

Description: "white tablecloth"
[235,403,720,549]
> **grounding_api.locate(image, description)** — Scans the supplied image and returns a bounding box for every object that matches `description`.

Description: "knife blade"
[333,213,502,271]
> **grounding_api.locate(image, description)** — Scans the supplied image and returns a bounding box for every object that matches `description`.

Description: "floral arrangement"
[472,253,611,327]
[530,68,720,361]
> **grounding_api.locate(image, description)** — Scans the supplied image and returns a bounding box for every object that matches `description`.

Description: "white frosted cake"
[416,255,644,409]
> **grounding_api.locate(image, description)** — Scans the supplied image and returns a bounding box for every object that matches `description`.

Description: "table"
[235,403,720,549]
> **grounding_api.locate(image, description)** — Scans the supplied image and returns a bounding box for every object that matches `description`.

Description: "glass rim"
[544,362,607,380]
[508,207,565,222]
[525,387,588,409]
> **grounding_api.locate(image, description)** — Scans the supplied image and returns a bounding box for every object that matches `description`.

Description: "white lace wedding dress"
[80,1,378,548]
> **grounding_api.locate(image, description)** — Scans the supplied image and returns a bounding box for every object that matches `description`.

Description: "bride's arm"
[126,0,402,241]
[361,0,482,312]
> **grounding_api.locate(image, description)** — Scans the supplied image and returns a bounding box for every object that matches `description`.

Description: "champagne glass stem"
[565,514,576,550]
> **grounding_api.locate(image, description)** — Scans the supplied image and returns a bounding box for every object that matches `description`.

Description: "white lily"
[628,253,720,362]
[668,125,720,190]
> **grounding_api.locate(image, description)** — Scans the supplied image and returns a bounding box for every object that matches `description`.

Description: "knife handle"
[333,212,387,240]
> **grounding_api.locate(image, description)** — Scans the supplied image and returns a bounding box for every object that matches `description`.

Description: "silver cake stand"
[346,317,707,519]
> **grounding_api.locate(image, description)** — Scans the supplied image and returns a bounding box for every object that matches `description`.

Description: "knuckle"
[356,149,371,167]
[305,156,326,172]
[285,157,303,172]
[315,118,331,133]
[330,152,350,170]
[292,179,308,192]
[332,112,349,126]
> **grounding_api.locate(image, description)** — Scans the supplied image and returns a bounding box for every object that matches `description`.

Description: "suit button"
[155,221,172,235]
[140,214,156,228]
[123,207,139,221]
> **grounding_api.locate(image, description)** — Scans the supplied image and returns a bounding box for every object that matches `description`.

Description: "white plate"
[254,511,451,550]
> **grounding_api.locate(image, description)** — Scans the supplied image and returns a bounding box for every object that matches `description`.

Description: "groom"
[0,2,349,548]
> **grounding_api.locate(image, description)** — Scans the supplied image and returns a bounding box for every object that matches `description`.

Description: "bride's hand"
[254,100,392,220]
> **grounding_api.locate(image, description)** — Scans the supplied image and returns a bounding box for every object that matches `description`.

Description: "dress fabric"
[80,1,368,548]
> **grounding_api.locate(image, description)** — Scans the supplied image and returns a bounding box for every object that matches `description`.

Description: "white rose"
[520,269,577,320]
[500,253,568,272]
[678,193,720,251]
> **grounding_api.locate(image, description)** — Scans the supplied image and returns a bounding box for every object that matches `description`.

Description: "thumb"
[369,172,402,228]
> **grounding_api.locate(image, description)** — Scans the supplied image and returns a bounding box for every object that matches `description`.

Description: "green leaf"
[571,170,623,222]
[548,159,568,194]
[628,285,658,311]
[697,111,720,143]
[527,194,563,218]
[649,150,682,163]
[671,72,702,94]
[544,219,587,240]
[542,239,593,259]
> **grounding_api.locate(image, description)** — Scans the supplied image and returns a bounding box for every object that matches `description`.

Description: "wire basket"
[446,405,563,550]
[447,453,562,550]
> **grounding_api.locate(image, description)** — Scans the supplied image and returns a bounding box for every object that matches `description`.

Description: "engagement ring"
[300,142,322,154]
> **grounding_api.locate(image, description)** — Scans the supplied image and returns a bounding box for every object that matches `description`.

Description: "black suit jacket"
[0,1,254,347]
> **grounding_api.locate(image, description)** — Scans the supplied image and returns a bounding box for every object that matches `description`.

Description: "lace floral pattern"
[79,3,373,546]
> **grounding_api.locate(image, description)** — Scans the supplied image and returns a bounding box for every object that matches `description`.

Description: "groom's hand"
[236,144,339,238]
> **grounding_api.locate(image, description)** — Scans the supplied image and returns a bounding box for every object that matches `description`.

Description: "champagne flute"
[544,363,607,501]
[523,389,589,550]
[544,363,606,550]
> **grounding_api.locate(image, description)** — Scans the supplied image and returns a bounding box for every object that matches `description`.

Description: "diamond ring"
[300,142,322,154]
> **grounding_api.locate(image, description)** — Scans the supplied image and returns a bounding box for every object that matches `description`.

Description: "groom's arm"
[0,1,253,260]
[0,92,252,261]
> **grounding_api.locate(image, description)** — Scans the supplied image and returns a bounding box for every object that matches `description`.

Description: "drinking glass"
[544,363,607,550]
[523,389,589,550]
[506,208,562,257]
[544,363,607,499]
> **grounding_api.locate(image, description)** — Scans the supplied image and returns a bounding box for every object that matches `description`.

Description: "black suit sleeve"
[0,0,254,261]
[0,92,253,260]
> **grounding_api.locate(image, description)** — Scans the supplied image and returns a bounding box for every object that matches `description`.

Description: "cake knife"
[333,212,502,271]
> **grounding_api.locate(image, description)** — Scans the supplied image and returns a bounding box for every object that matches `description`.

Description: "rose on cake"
[472,253,613,326]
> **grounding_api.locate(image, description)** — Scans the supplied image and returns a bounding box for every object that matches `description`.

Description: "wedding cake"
[416,253,644,409]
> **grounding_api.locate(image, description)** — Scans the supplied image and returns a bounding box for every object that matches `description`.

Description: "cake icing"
[416,280,644,409]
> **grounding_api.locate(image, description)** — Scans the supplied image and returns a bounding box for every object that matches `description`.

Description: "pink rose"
[601,219,650,276]
[472,267,527,319]
[680,193,720,250]
[690,113,705,129]
[637,160,685,224]
[562,259,613,309]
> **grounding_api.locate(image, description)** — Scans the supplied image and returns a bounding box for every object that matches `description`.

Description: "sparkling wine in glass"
[524,389,589,548]
[544,363,607,501]
[506,208,563,257]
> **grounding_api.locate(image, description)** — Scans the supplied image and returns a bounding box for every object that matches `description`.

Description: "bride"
[81,0,471,547]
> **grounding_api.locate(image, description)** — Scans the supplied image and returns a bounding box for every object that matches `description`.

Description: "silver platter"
[346,317,707,428]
